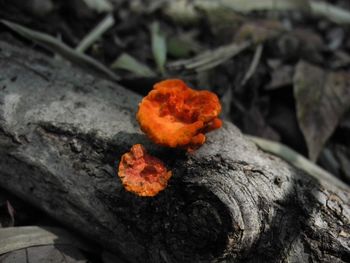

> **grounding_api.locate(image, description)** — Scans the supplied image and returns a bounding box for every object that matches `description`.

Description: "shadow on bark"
[243,175,320,263]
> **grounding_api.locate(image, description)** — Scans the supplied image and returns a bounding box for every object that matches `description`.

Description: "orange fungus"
[137,79,222,151]
[118,144,172,197]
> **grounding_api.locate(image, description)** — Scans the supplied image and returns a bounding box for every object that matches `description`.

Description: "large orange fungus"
[137,79,222,151]
[118,144,172,197]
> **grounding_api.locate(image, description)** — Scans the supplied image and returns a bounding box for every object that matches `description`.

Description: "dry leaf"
[0,226,94,254]
[110,53,156,77]
[82,0,113,13]
[234,20,285,44]
[1,20,120,81]
[168,41,250,72]
[0,245,87,263]
[293,61,350,161]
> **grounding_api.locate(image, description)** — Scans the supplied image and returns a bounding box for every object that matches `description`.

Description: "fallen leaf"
[76,14,115,53]
[205,0,310,13]
[168,41,250,72]
[167,32,201,58]
[0,226,95,254]
[234,20,285,44]
[163,0,200,25]
[169,20,286,73]
[165,0,310,23]
[82,0,113,13]
[277,29,324,63]
[165,0,350,25]
[0,245,87,263]
[150,22,167,75]
[247,135,350,192]
[240,44,264,86]
[197,0,309,14]
[266,62,294,90]
[203,8,245,38]
[110,53,156,77]
[0,249,26,263]
[1,20,120,81]
[29,245,87,263]
[310,1,350,25]
[293,61,350,161]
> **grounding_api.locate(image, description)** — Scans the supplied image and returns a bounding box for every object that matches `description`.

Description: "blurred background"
[1,0,350,262]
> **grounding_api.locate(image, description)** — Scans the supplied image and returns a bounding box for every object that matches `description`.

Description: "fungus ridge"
[137,79,222,151]
[118,144,172,197]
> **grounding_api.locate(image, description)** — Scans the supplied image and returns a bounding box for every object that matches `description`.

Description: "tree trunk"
[0,40,349,263]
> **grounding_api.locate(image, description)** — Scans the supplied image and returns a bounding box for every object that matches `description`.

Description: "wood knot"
[187,200,223,249]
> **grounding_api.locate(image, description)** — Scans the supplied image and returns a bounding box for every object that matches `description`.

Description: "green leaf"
[293,61,350,162]
[150,22,167,75]
[110,53,156,77]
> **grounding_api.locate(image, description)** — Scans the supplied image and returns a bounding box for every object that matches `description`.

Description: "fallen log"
[0,40,349,263]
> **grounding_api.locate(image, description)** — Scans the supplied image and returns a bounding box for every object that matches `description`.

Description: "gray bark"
[0,40,349,263]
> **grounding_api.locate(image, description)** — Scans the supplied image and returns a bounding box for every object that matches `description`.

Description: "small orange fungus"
[137,79,222,151]
[118,144,172,197]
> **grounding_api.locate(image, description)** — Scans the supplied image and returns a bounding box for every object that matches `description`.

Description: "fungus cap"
[118,144,172,197]
[137,79,222,151]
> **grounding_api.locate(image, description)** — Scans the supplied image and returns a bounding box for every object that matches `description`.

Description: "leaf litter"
[2,0,350,262]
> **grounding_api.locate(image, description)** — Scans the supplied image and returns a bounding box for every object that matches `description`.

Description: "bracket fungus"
[137,79,222,151]
[118,144,172,197]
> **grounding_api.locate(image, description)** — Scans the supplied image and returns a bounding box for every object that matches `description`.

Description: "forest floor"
[1,0,350,262]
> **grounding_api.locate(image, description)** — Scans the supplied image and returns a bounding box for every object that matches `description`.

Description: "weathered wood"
[0,40,349,263]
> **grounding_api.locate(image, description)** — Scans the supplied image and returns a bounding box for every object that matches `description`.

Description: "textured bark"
[0,40,349,263]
